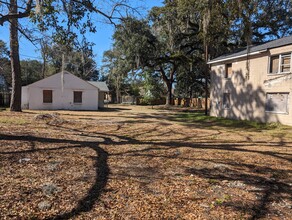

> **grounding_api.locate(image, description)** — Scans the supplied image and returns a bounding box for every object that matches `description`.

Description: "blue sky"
[0,0,163,68]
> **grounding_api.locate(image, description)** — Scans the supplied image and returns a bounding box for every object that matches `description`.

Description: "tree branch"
[0,0,33,26]
[0,0,27,10]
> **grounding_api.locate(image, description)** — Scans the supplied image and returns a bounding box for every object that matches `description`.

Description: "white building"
[87,81,109,108]
[21,71,109,110]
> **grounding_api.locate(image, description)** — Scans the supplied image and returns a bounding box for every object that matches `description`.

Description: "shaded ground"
[0,105,291,219]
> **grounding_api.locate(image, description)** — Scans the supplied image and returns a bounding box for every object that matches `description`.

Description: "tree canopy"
[1,0,292,108]
[0,0,136,111]
[102,0,292,105]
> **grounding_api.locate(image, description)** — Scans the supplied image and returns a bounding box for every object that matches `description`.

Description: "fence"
[0,92,11,107]
[174,97,210,109]
[136,97,209,109]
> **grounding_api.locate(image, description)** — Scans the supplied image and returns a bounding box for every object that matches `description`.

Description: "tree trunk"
[41,55,46,78]
[189,87,193,99]
[204,44,209,115]
[116,81,121,104]
[9,0,22,112]
[159,65,174,106]
[40,40,46,78]
[116,87,120,103]
[41,60,46,78]
[165,81,172,106]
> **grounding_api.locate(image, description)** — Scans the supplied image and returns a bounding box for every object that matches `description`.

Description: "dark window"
[270,56,279,74]
[225,63,232,78]
[223,93,230,109]
[270,54,291,74]
[265,93,289,113]
[74,91,82,103]
[43,90,52,103]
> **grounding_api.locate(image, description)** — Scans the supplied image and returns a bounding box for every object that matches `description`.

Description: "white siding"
[21,86,29,109]
[22,72,99,110]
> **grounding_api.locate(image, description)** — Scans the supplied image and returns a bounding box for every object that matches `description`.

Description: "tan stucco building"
[208,36,292,126]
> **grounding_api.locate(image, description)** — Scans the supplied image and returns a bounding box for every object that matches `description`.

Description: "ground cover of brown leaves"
[0,105,291,219]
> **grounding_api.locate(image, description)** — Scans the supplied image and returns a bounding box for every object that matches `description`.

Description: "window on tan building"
[223,93,230,109]
[43,90,53,103]
[269,53,291,74]
[225,63,232,78]
[265,93,289,114]
[74,91,82,103]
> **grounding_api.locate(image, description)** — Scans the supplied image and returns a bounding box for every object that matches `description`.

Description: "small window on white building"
[43,90,53,103]
[225,63,232,78]
[265,93,289,114]
[74,91,82,103]
[223,93,230,109]
[269,53,291,74]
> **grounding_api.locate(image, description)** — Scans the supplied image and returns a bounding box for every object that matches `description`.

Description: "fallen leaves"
[0,106,291,219]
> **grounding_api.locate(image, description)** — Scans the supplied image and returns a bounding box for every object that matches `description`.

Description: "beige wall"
[210,45,292,126]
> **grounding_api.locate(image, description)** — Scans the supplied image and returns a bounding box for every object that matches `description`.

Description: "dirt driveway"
[0,105,291,219]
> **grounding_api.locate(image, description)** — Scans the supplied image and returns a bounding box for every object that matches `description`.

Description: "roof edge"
[207,49,267,65]
[87,81,109,92]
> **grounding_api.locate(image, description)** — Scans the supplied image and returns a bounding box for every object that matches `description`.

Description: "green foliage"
[112,11,194,104]
[21,60,43,86]
[31,0,98,48]
[41,39,99,80]
[101,46,133,103]
[0,0,132,111]
[0,40,11,87]
[175,61,206,98]
[142,70,165,100]
[227,0,292,46]
[113,17,156,68]
[0,40,9,58]
[0,58,11,87]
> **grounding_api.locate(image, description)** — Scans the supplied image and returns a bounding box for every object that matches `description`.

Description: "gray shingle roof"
[208,35,292,64]
[87,81,109,92]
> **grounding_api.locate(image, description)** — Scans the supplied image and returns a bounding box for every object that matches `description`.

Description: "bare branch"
[6,20,39,48]
[71,0,141,27]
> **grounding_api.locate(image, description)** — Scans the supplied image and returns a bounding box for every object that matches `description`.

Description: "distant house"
[21,71,109,110]
[208,35,292,126]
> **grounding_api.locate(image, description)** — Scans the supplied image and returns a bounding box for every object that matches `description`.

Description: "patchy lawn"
[0,105,291,219]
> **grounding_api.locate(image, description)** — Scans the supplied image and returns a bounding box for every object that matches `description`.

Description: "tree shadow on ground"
[0,134,109,220]
[104,110,285,132]
[0,113,291,219]
[185,165,291,219]
[98,107,132,112]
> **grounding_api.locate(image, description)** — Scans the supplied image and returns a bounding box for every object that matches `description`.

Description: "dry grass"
[0,105,291,219]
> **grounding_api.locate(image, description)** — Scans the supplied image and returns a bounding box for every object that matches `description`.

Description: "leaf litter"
[0,106,291,219]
